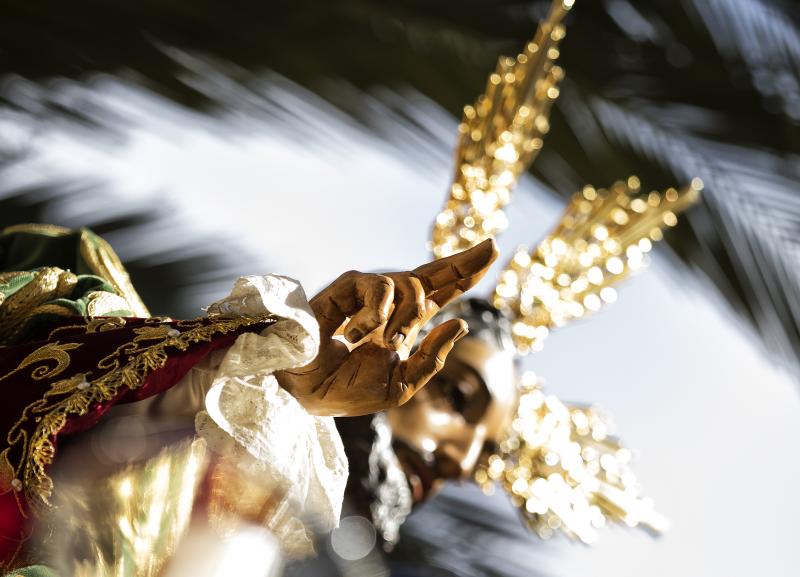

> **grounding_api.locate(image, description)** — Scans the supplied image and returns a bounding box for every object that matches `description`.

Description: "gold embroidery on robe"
[47,317,129,340]
[0,342,82,384]
[3,314,275,514]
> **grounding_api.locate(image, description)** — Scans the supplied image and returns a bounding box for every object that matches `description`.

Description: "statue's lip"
[391,439,436,504]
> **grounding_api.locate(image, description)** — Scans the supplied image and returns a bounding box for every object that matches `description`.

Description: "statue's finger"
[412,238,498,294]
[310,270,360,337]
[383,274,426,349]
[342,274,394,343]
[311,270,393,340]
[392,318,468,406]
[428,271,483,308]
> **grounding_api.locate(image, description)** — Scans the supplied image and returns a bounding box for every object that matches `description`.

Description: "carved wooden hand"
[276,239,498,416]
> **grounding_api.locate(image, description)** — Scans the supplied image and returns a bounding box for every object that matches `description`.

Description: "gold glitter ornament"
[425,0,695,546]
[474,373,668,544]
[494,177,703,353]
[431,0,573,258]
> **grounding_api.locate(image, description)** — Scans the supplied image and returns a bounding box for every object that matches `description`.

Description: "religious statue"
[0,0,705,575]
[336,0,700,553]
[0,222,498,574]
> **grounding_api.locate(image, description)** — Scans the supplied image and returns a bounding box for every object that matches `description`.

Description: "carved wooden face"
[386,335,518,504]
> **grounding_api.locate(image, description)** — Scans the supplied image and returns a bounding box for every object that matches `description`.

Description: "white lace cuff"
[195,275,347,555]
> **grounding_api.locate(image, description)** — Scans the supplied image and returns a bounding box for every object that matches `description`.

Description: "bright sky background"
[3,75,799,577]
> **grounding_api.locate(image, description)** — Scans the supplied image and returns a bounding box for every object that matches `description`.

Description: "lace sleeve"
[195,275,348,556]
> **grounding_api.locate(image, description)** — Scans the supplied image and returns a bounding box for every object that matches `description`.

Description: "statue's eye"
[441,380,467,414]
[428,363,490,423]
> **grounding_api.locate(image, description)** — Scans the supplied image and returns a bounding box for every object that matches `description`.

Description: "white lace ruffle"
[195,275,348,554]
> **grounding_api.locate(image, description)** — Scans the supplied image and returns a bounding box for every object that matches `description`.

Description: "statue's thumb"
[396,318,469,404]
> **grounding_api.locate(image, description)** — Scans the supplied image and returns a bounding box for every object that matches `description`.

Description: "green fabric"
[0,268,131,345]
[0,270,117,306]
[2,565,59,577]
[0,227,135,345]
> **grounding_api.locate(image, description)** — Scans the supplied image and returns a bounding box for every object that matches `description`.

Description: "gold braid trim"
[78,230,150,318]
[3,314,275,513]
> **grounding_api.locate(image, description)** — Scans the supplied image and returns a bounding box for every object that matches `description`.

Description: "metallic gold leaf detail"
[45,373,89,397]
[85,290,133,317]
[0,268,78,345]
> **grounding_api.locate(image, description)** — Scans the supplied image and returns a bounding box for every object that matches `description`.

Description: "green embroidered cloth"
[0,224,147,345]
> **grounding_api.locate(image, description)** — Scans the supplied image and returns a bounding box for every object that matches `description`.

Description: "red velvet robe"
[0,313,275,571]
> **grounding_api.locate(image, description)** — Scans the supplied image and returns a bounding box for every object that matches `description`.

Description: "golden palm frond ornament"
[431,0,572,258]
[431,0,701,543]
[474,373,669,544]
[494,176,703,353]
